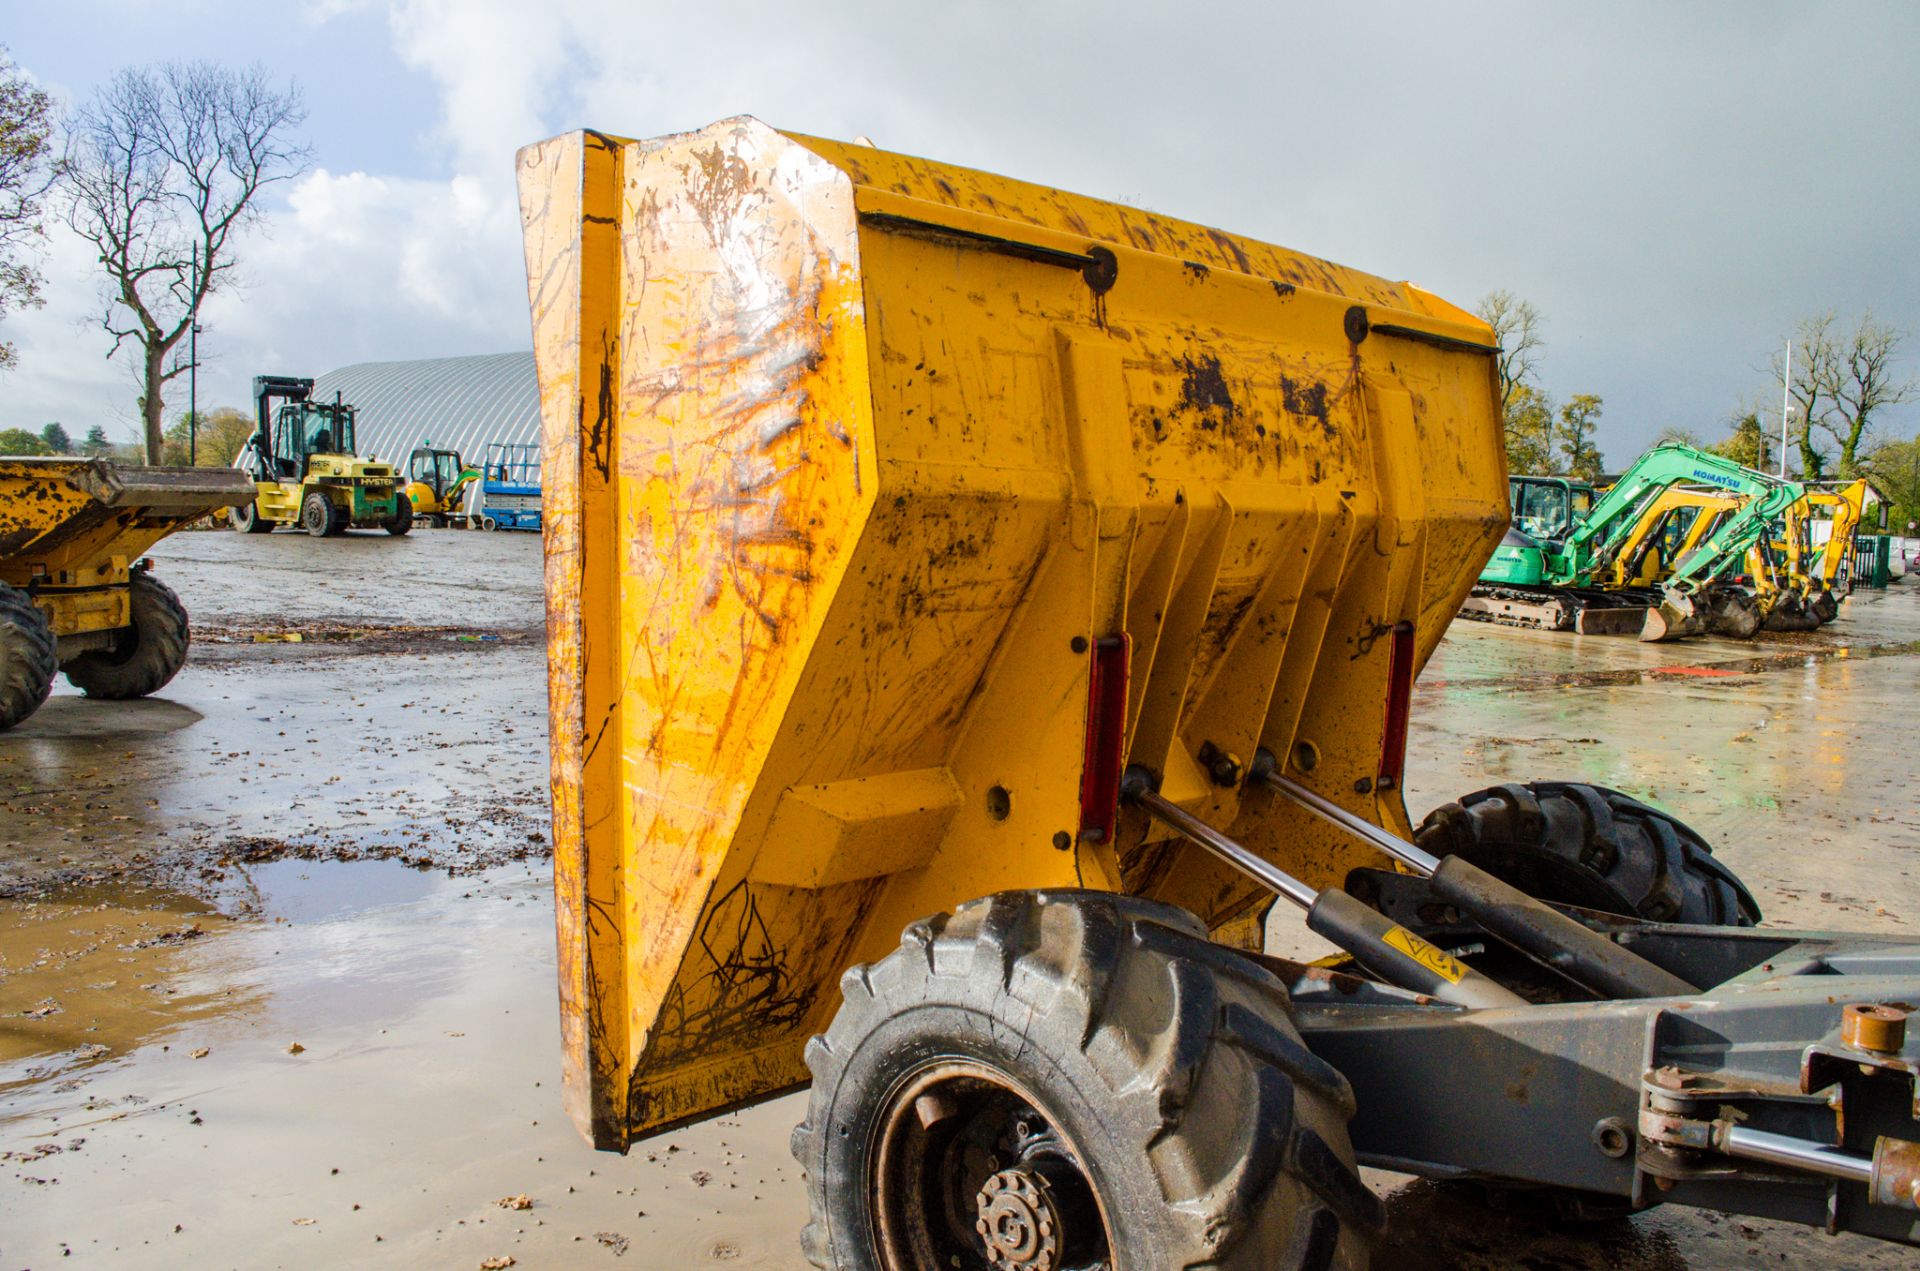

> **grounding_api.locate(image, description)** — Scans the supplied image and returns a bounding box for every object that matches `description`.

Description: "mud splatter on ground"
[2,531,1917,1268]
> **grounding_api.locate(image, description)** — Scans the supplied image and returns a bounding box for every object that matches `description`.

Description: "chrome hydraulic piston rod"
[1249,748,1697,1000]
[1120,769,1525,1010]
[1722,1128,1872,1184]
[1717,1127,1920,1212]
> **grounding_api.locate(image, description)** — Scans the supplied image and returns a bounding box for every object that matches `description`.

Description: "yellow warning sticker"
[1382,926,1467,983]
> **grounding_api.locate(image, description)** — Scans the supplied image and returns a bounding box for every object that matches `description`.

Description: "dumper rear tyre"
[1412,783,1758,1224]
[1414,781,1760,928]
[61,573,189,701]
[793,890,1382,1271]
[0,584,55,731]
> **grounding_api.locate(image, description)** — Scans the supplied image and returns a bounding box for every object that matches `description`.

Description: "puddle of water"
[239,857,445,923]
[0,884,240,1081]
[0,858,463,1111]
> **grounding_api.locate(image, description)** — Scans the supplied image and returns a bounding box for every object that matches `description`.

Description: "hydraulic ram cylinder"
[1256,756,1696,1000]
[1130,785,1525,1010]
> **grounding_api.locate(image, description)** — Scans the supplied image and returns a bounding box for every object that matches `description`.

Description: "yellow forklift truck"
[230,375,411,537]
[0,457,253,730]
[522,118,1920,1268]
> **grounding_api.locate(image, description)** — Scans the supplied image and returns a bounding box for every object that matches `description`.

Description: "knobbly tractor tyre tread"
[0,584,56,730]
[1409,782,1758,1225]
[793,889,1381,1271]
[61,573,189,701]
[1414,781,1759,927]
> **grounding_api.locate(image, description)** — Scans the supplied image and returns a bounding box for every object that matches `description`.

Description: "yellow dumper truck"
[521,119,1920,1268]
[0,457,253,730]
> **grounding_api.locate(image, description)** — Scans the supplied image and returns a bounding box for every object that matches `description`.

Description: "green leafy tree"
[59,61,309,462]
[1863,433,1920,536]
[1708,410,1768,469]
[39,420,70,453]
[0,425,49,454]
[1476,290,1551,473]
[163,405,252,466]
[0,48,54,372]
[1505,384,1554,473]
[81,422,112,455]
[1477,290,1543,415]
[1555,393,1605,480]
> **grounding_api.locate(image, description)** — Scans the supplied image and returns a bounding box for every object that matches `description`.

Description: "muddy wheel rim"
[871,1059,1112,1271]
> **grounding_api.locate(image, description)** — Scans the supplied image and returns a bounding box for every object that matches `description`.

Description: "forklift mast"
[250,375,315,461]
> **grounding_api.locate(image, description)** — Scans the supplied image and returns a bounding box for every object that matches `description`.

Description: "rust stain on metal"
[1872,1137,1920,1211]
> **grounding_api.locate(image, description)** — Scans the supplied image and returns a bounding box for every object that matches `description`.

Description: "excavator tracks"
[1458,585,1654,636]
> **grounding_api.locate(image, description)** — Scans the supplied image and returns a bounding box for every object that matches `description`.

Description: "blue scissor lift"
[476,443,542,532]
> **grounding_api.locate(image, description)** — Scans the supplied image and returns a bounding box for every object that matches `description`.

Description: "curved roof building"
[311,351,538,467]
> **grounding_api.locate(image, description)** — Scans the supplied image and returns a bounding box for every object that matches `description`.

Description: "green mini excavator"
[1461,444,1805,640]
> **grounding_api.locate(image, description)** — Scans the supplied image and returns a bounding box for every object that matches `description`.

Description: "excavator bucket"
[1574,604,1652,636]
[519,117,1509,1148]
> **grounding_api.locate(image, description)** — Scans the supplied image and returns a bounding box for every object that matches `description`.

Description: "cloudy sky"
[5,0,1918,461]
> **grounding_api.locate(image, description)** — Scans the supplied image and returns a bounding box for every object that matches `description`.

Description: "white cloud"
[6,0,1919,463]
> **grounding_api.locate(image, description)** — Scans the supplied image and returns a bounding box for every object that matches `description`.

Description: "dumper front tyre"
[230,500,274,534]
[793,890,1381,1271]
[1414,781,1760,928]
[61,573,189,701]
[385,496,413,537]
[0,584,55,731]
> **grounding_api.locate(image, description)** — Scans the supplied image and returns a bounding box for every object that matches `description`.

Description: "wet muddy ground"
[4,528,1919,1269]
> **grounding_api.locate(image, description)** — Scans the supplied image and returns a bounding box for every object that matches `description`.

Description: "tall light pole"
[188,319,202,466]
[1780,338,1792,478]
[187,245,200,466]
[188,243,203,467]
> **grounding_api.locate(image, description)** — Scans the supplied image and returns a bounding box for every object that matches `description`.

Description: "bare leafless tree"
[1476,289,1544,414]
[59,62,308,462]
[1819,312,1913,475]
[0,48,55,371]
[1772,312,1916,479]
[1772,313,1836,480]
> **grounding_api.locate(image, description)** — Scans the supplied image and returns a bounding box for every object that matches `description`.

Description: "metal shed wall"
[310,351,538,467]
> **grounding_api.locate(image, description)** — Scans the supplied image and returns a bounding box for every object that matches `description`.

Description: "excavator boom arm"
[1664,481,1806,592]
[1570,445,1786,582]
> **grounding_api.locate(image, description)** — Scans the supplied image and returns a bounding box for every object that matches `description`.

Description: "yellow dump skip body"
[519,117,1508,1149]
[0,458,254,639]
